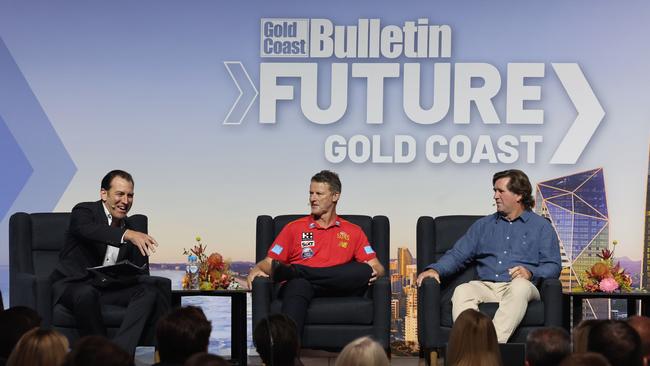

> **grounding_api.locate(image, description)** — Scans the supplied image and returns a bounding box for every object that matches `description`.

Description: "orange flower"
[207,253,224,270]
[590,262,610,278]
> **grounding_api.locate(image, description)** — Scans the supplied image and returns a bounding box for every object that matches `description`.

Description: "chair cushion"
[433,216,482,256]
[30,213,70,251]
[52,303,127,328]
[271,296,374,325]
[32,251,61,278]
[441,300,546,327]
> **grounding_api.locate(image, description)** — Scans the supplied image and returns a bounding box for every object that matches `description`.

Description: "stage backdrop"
[1,0,650,354]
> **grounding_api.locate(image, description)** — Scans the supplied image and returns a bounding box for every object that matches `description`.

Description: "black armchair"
[416,215,562,361]
[252,214,391,352]
[9,212,171,344]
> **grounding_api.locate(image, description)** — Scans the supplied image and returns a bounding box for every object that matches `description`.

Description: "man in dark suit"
[50,170,168,354]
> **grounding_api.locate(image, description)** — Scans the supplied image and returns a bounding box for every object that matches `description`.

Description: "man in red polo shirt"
[247,170,385,335]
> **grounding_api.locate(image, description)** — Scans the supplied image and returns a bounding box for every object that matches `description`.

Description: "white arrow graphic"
[550,63,605,164]
[223,61,258,125]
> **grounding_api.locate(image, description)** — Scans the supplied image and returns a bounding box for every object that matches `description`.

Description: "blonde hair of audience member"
[334,336,389,366]
[6,328,69,366]
[447,309,502,366]
[572,319,601,353]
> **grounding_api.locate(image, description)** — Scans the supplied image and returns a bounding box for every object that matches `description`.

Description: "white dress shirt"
[101,203,125,266]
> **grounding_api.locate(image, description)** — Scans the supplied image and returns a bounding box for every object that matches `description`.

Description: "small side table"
[563,291,650,328]
[172,289,250,366]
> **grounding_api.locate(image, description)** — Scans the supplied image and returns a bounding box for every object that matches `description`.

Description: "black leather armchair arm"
[13,272,37,309]
[419,277,443,349]
[252,276,273,329]
[372,276,391,350]
[36,276,53,326]
[12,272,54,327]
[540,278,563,327]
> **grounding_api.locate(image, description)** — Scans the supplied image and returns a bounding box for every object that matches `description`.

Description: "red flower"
[597,249,613,260]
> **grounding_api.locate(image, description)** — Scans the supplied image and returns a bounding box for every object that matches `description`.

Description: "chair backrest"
[9,211,148,297]
[10,212,71,279]
[416,215,483,274]
[256,214,390,268]
[417,215,485,300]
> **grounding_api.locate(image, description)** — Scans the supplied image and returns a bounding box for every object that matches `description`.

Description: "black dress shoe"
[271,260,299,282]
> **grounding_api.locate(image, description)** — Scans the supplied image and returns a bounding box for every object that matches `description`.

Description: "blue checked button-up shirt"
[426,211,561,282]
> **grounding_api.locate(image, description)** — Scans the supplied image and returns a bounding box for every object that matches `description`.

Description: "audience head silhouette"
[0,306,42,360]
[525,326,570,366]
[155,306,212,365]
[6,328,68,366]
[628,315,650,362]
[572,319,602,353]
[446,309,501,366]
[253,314,300,366]
[558,352,611,366]
[183,352,229,366]
[62,335,133,366]
[588,319,641,366]
[334,336,389,366]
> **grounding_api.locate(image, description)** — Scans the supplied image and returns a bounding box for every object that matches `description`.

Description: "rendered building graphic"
[643,149,650,289]
[535,168,611,319]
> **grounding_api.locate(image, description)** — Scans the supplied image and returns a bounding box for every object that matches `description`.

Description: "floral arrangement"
[579,240,632,293]
[182,236,243,290]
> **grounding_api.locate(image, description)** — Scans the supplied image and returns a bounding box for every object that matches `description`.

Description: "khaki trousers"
[451,278,540,343]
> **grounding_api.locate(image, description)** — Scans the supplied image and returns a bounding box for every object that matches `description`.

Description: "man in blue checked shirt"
[416,169,561,343]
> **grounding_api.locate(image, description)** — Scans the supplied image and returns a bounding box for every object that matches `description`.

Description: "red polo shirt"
[266,215,376,267]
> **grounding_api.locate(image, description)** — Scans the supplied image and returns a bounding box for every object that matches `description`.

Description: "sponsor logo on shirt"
[336,231,350,241]
[339,241,348,248]
[301,247,314,259]
[364,245,375,254]
[301,232,315,248]
[271,244,284,255]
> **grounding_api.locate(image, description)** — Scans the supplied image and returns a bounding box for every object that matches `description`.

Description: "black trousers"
[278,262,372,335]
[59,278,168,354]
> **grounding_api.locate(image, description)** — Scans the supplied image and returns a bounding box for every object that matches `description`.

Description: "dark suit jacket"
[50,200,149,302]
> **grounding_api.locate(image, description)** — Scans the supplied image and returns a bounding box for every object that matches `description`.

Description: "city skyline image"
[642,146,650,289]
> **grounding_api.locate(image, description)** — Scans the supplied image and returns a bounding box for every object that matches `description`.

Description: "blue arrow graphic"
[0,114,32,221]
[223,61,258,125]
[0,37,77,263]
